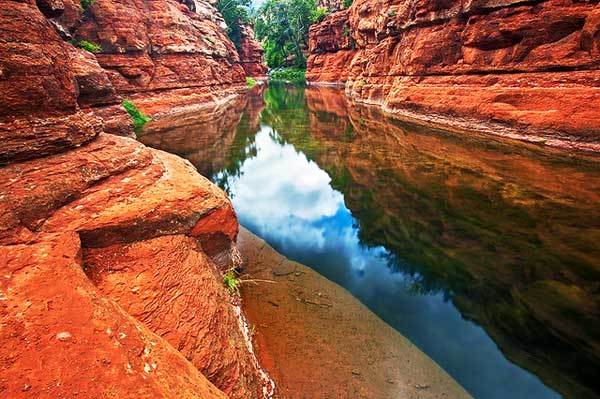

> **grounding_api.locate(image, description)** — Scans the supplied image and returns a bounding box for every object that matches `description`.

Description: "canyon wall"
[0,0,266,139]
[307,0,600,151]
[239,24,269,77]
[0,0,270,398]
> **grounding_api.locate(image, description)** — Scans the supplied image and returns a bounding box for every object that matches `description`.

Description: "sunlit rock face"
[0,2,269,398]
[75,0,246,93]
[1,0,263,138]
[307,0,600,151]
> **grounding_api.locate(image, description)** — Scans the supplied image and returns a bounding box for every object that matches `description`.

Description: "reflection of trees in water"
[212,114,260,198]
[233,84,600,399]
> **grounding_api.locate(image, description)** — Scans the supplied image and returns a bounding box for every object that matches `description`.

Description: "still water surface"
[141,83,600,399]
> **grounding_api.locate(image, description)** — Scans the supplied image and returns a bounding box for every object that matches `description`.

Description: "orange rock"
[75,0,246,93]
[84,235,262,398]
[0,233,227,399]
[0,132,269,397]
[239,24,269,77]
[307,0,600,150]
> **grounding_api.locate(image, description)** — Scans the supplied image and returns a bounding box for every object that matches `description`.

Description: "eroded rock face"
[239,24,269,77]
[307,0,600,151]
[74,0,246,93]
[0,233,227,399]
[0,1,270,397]
[0,132,269,398]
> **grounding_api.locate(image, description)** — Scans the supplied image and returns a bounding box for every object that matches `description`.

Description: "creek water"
[140,83,600,399]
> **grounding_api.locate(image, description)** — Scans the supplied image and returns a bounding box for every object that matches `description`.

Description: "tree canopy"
[217,0,251,49]
[254,0,327,68]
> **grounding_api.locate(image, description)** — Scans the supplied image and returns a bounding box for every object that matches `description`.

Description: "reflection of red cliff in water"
[304,86,600,399]
[139,84,266,176]
[307,1,600,152]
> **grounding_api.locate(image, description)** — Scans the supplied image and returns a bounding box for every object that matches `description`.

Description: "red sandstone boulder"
[0,133,268,398]
[0,233,227,399]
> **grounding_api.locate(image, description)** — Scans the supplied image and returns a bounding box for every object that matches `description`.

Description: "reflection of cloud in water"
[215,126,560,399]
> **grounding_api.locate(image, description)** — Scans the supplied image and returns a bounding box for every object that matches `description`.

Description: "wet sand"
[238,227,472,399]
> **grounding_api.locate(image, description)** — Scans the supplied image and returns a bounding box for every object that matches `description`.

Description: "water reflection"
[139,83,600,399]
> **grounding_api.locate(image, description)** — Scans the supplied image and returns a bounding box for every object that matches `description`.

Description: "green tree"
[254,0,327,68]
[217,0,251,49]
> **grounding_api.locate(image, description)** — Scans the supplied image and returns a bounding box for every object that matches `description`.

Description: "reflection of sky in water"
[215,127,561,399]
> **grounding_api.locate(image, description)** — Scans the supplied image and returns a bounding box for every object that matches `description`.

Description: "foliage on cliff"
[217,0,251,49]
[122,100,151,133]
[254,0,327,68]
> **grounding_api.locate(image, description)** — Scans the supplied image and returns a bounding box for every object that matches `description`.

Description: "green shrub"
[310,6,328,24]
[216,0,250,50]
[268,67,306,83]
[122,100,151,133]
[72,40,102,54]
[343,0,352,8]
[223,270,241,295]
[246,77,257,88]
[81,0,94,10]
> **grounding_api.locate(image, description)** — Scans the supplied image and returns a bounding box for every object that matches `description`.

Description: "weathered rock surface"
[0,2,271,397]
[0,133,268,398]
[1,0,266,140]
[0,233,227,399]
[239,24,269,77]
[307,0,600,151]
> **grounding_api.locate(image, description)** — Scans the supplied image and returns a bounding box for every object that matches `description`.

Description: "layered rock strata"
[0,1,270,398]
[239,24,269,77]
[307,0,600,151]
[1,0,266,140]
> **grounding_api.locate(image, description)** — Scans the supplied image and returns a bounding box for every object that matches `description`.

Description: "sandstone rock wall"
[307,0,600,151]
[0,1,271,398]
[0,0,266,140]
[239,24,269,77]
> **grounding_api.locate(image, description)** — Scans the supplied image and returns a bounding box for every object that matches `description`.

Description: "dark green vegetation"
[71,39,102,53]
[343,0,352,8]
[122,100,151,133]
[268,67,306,82]
[254,0,328,68]
[80,0,94,10]
[216,0,250,49]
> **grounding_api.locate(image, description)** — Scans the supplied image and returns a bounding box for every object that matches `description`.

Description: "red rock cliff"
[0,1,271,398]
[239,24,269,77]
[307,0,600,152]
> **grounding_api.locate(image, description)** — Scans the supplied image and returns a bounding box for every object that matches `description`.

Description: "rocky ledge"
[307,0,600,152]
[0,0,271,398]
[0,133,272,398]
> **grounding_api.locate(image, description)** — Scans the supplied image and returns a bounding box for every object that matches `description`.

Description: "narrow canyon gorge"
[1,0,598,398]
